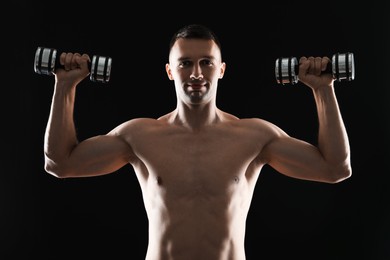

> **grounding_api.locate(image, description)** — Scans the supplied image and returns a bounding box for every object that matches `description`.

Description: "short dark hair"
[169,24,222,56]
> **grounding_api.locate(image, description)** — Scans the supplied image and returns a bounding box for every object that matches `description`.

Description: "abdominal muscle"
[142,171,253,260]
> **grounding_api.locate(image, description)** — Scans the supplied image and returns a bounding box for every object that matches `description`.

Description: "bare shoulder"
[241,118,285,134]
[108,117,166,137]
[222,111,287,136]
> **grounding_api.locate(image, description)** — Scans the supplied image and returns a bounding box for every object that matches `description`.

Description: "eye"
[201,59,213,66]
[178,60,191,68]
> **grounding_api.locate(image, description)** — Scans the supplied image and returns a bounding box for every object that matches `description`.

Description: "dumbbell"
[275,52,355,85]
[34,47,112,83]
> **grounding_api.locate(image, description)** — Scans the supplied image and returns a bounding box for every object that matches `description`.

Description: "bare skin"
[44,38,351,260]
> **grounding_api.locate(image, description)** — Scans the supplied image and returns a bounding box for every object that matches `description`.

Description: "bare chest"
[132,129,262,197]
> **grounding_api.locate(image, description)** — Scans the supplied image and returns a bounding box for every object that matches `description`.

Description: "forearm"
[44,83,78,170]
[313,85,351,169]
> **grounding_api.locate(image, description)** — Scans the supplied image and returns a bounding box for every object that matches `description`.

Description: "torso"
[117,113,275,260]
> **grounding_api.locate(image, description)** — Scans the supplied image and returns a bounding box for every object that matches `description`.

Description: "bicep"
[65,134,134,177]
[262,135,330,182]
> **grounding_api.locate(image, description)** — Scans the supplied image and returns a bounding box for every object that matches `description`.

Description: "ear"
[165,63,174,80]
[219,62,226,79]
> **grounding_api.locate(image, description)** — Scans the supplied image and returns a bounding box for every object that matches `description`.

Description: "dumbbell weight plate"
[34,47,57,76]
[332,52,355,82]
[275,56,299,85]
[90,55,112,83]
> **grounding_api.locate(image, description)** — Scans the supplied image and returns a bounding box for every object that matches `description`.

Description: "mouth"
[188,84,205,90]
[186,80,207,91]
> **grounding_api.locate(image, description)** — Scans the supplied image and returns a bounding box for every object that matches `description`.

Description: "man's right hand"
[55,52,91,87]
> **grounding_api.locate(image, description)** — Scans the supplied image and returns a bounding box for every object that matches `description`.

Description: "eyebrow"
[177,55,216,61]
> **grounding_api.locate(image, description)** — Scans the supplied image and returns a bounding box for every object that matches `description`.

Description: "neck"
[171,102,221,131]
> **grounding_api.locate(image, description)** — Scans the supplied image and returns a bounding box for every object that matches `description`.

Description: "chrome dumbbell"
[34,46,112,83]
[275,52,355,85]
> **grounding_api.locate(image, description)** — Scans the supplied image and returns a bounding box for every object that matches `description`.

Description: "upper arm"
[71,133,134,176]
[47,133,134,178]
[258,124,333,183]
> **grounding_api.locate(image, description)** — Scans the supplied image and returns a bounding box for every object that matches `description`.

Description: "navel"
[234,176,239,183]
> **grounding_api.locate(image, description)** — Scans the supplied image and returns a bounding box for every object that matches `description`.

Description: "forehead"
[169,38,221,61]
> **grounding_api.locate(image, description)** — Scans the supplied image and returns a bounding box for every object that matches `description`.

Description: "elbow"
[44,157,72,179]
[326,161,352,184]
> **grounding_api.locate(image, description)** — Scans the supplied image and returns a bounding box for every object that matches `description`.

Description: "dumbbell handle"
[275,52,355,85]
[34,47,112,83]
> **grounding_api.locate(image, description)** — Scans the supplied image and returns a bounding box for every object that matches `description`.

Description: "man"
[43,24,352,260]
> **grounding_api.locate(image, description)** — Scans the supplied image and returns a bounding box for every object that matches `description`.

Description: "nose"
[190,65,203,80]
[190,75,203,80]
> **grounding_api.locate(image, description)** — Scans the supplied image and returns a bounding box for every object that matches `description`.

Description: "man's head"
[166,24,226,106]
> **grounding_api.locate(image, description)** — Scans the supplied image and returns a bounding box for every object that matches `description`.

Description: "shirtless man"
[43,24,352,260]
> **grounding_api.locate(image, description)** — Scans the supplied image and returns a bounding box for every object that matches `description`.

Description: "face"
[166,38,226,106]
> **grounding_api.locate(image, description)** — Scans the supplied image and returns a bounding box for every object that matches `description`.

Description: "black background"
[4,1,390,259]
